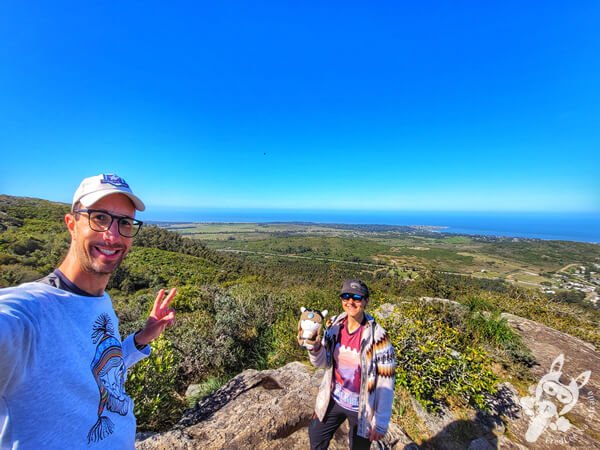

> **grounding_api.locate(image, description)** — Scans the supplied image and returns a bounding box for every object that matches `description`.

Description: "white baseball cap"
[72,174,146,212]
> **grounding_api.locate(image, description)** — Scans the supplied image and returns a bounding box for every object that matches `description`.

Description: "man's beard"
[77,242,127,275]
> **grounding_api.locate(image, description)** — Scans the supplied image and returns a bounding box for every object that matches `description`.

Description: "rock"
[501,313,600,449]
[470,382,521,437]
[374,303,398,319]
[468,437,495,450]
[138,361,414,450]
[137,362,355,449]
[420,297,462,307]
[135,431,157,442]
[410,398,454,436]
[405,299,600,449]
[495,435,528,449]
[184,384,202,400]
[379,422,415,449]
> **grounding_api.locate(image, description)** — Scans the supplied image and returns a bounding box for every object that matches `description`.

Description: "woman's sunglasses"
[340,293,365,302]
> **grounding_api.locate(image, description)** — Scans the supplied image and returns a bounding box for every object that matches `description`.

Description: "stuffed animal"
[297,307,328,350]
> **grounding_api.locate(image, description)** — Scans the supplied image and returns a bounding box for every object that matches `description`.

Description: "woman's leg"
[309,400,347,450]
[343,407,372,450]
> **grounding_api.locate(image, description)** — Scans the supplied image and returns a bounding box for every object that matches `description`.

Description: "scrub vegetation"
[1,194,599,434]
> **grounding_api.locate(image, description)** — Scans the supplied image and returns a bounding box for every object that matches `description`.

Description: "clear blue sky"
[1,1,599,214]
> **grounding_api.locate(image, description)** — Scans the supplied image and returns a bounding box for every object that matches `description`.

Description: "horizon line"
[1,194,598,215]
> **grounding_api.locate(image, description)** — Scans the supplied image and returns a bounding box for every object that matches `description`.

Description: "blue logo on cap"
[101,174,129,188]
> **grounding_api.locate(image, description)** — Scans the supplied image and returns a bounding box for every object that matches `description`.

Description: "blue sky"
[1,1,599,215]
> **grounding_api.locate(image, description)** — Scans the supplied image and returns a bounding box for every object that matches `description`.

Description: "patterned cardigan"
[308,311,396,438]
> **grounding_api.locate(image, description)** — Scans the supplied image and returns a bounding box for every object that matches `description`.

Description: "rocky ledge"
[137,302,600,449]
[136,361,383,449]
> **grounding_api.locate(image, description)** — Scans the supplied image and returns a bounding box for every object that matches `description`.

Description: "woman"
[305,279,396,449]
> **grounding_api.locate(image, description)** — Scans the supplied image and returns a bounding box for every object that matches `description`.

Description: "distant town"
[542,263,600,306]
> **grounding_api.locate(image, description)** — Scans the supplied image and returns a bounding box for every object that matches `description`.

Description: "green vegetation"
[461,296,534,367]
[185,375,229,407]
[1,194,599,434]
[127,335,185,430]
[379,301,498,411]
[175,221,600,290]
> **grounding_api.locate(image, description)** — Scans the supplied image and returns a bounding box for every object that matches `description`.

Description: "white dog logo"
[520,354,591,443]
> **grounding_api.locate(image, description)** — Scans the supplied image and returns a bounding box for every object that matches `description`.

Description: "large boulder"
[136,361,413,449]
[500,313,600,449]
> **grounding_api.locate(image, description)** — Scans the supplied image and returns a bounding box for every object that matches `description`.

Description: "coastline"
[144,210,600,244]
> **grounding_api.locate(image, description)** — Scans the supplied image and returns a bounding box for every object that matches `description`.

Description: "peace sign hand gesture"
[134,288,177,347]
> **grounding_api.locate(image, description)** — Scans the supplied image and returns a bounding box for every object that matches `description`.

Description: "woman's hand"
[369,428,385,441]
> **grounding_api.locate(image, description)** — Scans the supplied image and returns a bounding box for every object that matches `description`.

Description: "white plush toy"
[297,307,328,350]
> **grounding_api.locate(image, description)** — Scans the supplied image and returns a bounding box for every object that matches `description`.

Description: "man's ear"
[64,213,76,234]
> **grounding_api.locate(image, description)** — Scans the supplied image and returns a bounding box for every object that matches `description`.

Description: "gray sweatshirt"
[0,282,149,449]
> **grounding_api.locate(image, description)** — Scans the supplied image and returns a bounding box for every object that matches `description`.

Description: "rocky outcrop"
[501,313,599,449]
[137,303,600,450]
[136,361,414,449]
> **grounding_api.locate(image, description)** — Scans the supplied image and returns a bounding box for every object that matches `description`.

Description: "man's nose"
[102,219,121,240]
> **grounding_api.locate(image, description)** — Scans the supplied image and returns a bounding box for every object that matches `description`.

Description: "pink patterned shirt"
[331,319,364,411]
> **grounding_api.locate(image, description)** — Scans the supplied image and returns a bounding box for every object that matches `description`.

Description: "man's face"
[68,194,136,275]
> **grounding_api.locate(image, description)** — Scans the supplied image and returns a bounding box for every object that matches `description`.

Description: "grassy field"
[161,222,600,292]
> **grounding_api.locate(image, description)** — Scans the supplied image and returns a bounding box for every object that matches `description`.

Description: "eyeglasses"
[340,293,366,302]
[74,209,143,238]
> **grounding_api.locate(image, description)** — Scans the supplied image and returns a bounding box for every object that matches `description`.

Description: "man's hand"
[134,288,177,347]
[369,428,385,442]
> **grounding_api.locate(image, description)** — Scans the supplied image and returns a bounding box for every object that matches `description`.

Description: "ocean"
[144,208,600,244]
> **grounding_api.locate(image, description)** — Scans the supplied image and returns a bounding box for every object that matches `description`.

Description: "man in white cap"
[0,174,176,449]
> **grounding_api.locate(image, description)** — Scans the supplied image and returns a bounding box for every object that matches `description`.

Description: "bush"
[126,335,186,431]
[167,286,280,389]
[265,286,341,367]
[552,289,586,304]
[377,302,498,411]
[0,264,43,286]
[267,311,306,367]
[465,310,535,367]
[169,285,211,313]
[11,236,44,256]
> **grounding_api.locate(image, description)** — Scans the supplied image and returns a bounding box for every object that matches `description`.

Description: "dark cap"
[340,279,369,298]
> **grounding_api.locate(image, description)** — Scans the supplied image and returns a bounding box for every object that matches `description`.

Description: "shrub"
[11,236,44,256]
[377,302,498,411]
[126,335,186,431]
[552,289,586,304]
[169,287,279,387]
[465,310,535,367]
[265,286,341,367]
[170,285,211,313]
[267,311,306,367]
[462,295,498,313]
[0,264,43,286]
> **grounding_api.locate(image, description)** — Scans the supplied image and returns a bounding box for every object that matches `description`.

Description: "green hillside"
[1,195,599,435]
